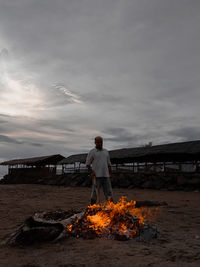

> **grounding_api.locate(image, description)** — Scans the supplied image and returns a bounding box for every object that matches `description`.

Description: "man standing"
[86,136,113,205]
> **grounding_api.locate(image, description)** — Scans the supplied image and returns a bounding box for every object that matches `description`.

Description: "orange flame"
[67,196,158,239]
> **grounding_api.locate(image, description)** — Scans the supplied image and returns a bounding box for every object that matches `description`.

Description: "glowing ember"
[66,196,157,240]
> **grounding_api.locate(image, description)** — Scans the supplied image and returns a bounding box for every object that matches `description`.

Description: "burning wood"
[5,197,162,245]
[67,198,141,238]
[65,197,158,240]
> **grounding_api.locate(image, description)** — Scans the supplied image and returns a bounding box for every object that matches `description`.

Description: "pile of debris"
[5,198,165,245]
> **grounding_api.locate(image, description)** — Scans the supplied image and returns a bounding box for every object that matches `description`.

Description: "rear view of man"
[86,136,113,205]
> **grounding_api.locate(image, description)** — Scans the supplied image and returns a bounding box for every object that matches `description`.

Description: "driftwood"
[5,210,84,246]
[135,200,167,208]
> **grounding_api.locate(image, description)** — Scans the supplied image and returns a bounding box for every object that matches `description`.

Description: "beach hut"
[0,154,65,182]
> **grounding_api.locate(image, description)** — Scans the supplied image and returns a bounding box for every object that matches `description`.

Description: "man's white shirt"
[86,148,111,178]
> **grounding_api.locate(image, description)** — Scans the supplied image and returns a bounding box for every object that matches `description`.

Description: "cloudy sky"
[0,0,200,166]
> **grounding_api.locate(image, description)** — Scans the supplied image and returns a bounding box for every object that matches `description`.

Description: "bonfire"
[65,196,158,240]
[6,196,161,245]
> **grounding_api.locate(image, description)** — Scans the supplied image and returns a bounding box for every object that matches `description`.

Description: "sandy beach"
[0,184,199,267]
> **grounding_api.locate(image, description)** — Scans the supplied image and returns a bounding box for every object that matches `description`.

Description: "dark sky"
[0,0,200,163]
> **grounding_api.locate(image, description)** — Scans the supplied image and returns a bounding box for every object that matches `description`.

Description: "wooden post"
[179,163,182,172]
[62,164,64,175]
[153,163,156,172]
[163,162,166,172]
[79,162,81,173]
[195,161,199,172]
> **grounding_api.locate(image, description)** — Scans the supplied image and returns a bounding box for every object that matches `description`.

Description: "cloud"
[0,0,200,160]
[51,83,83,104]
[168,127,200,141]
[0,48,9,59]
[0,134,44,148]
[0,113,88,159]
[0,49,45,117]
[103,127,146,148]
[0,134,23,144]
[0,47,83,120]
[82,91,125,105]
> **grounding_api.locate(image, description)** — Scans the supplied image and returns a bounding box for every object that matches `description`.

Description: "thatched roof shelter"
[59,153,87,165]
[109,140,200,163]
[0,154,65,167]
[58,140,200,165]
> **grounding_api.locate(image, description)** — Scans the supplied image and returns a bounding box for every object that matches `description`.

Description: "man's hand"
[90,170,96,180]
[110,174,114,182]
[87,164,95,180]
[108,165,113,182]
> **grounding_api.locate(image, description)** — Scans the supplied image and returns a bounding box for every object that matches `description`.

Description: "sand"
[0,184,199,267]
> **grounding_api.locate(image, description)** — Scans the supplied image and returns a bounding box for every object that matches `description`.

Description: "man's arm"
[87,163,95,177]
[107,151,113,181]
[108,164,113,181]
[86,152,95,179]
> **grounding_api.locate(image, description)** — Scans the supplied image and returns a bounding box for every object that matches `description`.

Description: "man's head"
[95,136,103,150]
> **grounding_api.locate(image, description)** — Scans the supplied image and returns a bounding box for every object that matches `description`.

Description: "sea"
[0,165,7,180]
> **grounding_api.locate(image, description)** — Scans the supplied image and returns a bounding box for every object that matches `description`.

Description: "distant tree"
[144,141,153,147]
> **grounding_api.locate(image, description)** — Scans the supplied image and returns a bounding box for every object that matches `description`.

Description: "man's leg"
[90,178,101,204]
[90,183,96,205]
[101,177,113,202]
